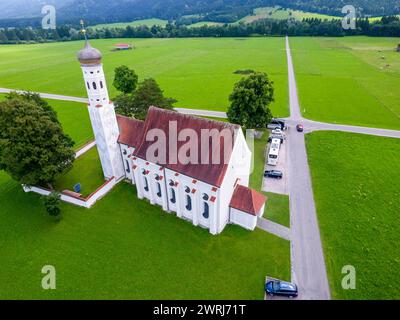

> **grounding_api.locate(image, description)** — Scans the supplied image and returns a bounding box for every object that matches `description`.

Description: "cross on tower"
[80,19,88,40]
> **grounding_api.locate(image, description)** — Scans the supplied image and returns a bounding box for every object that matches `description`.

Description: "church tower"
[77,38,124,181]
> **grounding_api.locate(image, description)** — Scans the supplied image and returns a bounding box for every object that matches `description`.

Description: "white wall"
[119,143,135,183]
[22,177,117,209]
[230,208,257,231]
[218,129,252,233]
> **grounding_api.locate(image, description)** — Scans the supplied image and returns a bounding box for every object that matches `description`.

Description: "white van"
[267,138,281,166]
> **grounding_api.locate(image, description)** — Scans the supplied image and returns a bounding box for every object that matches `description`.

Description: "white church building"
[77,40,267,235]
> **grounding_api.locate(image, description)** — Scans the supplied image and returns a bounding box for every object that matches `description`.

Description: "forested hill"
[58,0,400,23]
[1,0,399,27]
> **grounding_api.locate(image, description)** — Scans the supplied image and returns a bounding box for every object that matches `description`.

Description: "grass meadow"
[237,6,339,24]
[91,19,168,29]
[53,147,105,197]
[291,37,400,130]
[0,37,289,116]
[0,173,290,299]
[306,131,400,299]
[0,93,291,299]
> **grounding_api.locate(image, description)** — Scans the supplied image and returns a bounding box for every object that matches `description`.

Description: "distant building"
[77,40,267,234]
[112,43,133,51]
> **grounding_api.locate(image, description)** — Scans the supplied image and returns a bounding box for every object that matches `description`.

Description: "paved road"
[285,118,400,139]
[0,88,228,119]
[2,87,400,139]
[286,36,331,300]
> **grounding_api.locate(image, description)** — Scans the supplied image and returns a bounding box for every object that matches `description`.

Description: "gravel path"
[257,217,291,241]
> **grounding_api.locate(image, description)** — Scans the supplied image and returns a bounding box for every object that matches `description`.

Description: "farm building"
[112,43,133,51]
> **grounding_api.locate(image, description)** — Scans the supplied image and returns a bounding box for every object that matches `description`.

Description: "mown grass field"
[91,19,168,29]
[291,37,400,130]
[0,93,290,299]
[237,6,339,24]
[0,37,289,116]
[187,21,225,28]
[54,147,105,197]
[306,131,400,299]
[0,174,290,299]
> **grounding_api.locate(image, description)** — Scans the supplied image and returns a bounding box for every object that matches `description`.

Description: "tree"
[132,78,176,120]
[113,65,138,94]
[114,93,136,117]
[227,72,274,129]
[0,93,75,186]
[43,191,62,221]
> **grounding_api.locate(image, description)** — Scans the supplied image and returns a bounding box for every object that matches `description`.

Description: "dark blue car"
[265,280,298,298]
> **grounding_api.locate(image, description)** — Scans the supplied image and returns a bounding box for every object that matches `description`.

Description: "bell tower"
[77,23,124,180]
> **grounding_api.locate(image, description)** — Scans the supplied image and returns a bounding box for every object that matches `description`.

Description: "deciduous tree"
[0,93,75,186]
[113,65,138,94]
[227,72,274,129]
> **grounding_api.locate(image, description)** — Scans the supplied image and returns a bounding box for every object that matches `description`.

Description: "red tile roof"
[116,115,144,148]
[133,107,240,187]
[229,185,267,216]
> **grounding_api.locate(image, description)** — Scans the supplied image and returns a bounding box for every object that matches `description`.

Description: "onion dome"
[77,40,102,65]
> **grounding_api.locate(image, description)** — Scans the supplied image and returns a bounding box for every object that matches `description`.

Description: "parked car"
[265,279,298,298]
[267,123,282,130]
[272,128,283,135]
[268,135,284,144]
[296,124,304,132]
[269,119,286,130]
[264,170,283,179]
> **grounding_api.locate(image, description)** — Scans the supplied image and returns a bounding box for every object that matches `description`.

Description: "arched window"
[100,81,104,89]
[92,82,97,90]
[202,193,209,201]
[186,195,192,211]
[170,188,176,204]
[156,182,162,198]
[143,177,149,192]
[185,186,190,193]
[202,202,209,219]
[125,160,130,173]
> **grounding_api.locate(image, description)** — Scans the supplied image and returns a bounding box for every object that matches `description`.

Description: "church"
[77,40,267,235]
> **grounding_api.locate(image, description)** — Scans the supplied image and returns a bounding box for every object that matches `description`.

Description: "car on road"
[264,170,283,179]
[265,279,298,298]
[272,128,283,135]
[296,124,304,132]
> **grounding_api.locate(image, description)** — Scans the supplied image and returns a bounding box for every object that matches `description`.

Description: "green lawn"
[91,19,168,29]
[249,130,290,228]
[0,176,290,299]
[237,6,339,24]
[0,37,289,116]
[187,21,225,28]
[263,193,290,228]
[54,147,105,197]
[306,131,400,299]
[291,37,400,130]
